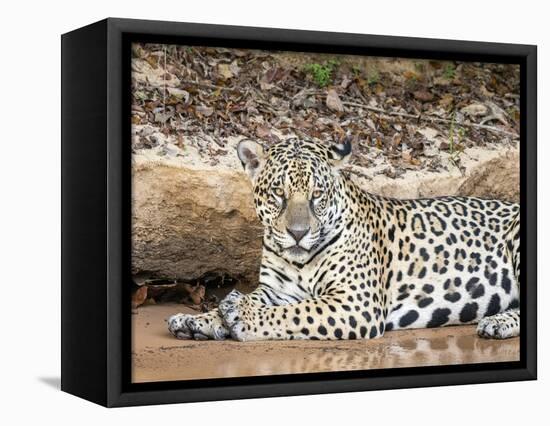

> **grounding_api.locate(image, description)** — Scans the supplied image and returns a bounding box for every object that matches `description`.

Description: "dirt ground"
[131,303,519,383]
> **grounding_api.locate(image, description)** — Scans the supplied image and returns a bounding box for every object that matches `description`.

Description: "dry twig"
[342,101,519,139]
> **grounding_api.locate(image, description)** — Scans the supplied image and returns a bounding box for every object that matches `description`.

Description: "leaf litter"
[131,43,519,184]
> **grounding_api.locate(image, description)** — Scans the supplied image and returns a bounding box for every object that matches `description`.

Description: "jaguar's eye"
[273,187,285,198]
[312,189,323,199]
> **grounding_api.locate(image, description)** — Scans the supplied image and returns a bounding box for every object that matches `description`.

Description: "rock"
[132,146,519,294]
[457,150,519,203]
[132,162,263,292]
[358,147,519,202]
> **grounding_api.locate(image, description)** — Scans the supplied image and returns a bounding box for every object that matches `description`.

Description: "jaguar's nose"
[287,227,310,243]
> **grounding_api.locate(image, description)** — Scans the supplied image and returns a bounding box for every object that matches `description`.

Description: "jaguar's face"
[237,137,351,261]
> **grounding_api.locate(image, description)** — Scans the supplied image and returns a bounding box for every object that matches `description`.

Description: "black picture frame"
[61,17,537,407]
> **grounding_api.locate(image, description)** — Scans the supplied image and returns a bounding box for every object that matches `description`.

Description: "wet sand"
[132,303,520,383]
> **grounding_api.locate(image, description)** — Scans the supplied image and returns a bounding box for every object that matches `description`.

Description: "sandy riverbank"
[132,303,519,383]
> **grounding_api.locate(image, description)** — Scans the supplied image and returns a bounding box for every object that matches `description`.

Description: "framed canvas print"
[61,18,537,407]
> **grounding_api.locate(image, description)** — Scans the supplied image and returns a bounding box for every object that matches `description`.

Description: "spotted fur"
[168,138,520,341]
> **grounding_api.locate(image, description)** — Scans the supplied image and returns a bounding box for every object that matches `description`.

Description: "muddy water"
[131,304,519,383]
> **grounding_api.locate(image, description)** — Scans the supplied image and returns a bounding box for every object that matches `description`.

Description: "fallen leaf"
[182,284,206,305]
[423,146,439,157]
[461,103,488,117]
[340,75,352,89]
[133,91,148,101]
[167,87,189,102]
[154,111,174,123]
[481,101,509,126]
[439,141,450,151]
[217,63,234,80]
[131,286,148,309]
[365,118,376,130]
[413,90,434,102]
[144,55,159,69]
[417,127,439,141]
[294,120,313,129]
[391,133,402,147]
[256,125,272,139]
[326,89,344,112]
[195,105,214,117]
[479,84,494,98]
[432,77,451,86]
[229,60,241,77]
[439,94,454,108]
[302,96,317,108]
[403,70,421,80]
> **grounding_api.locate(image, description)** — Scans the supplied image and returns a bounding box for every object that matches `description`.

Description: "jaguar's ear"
[328,135,352,168]
[237,139,266,180]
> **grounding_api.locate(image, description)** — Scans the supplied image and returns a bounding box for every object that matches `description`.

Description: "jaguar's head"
[237,137,352,262]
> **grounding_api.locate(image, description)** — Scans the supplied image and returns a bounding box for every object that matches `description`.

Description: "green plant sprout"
[367,69,380,85]
[443,63,456,79]
[448,111,465,171]
[304,59,340,87]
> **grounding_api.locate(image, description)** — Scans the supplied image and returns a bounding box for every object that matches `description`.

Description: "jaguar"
[168,137,520,341]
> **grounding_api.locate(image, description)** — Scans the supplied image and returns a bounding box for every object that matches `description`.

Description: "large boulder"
[132,161,263,291]
[457,150,519,203]
[352,147,519,203]
[131,147,519,292]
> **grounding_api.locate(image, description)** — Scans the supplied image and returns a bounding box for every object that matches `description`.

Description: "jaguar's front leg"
[167,308,229,340]
[167,286,274,340]
[219,290,381,341]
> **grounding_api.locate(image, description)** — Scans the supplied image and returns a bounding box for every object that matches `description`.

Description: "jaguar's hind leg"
[477,308,519,339]
[478,213,521,340]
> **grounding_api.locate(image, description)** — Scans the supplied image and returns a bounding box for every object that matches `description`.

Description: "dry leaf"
[182,284,206,305]
[256,125,272,138]
[417,127,439,141]
[195,105,214,117]
[229,60,241,77]
[167,87,189,102]
[217,63,234,80]
[326,89,344,112]
[131,286,148,309]
[461,103,488,117]
[439,94,454,108]
[413,90,434,102]
[391,133,402,146]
